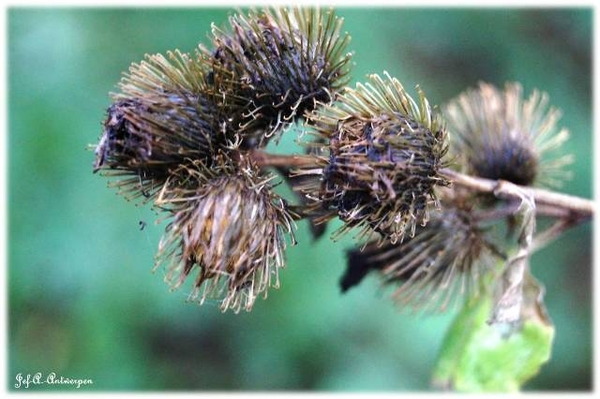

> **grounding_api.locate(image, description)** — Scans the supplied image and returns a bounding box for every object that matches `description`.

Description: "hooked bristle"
[205,7,353,145]
[443,82,573,189]
[300,72,451,244]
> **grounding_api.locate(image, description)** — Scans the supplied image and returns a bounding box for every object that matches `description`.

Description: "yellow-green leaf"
[431,287,554,392]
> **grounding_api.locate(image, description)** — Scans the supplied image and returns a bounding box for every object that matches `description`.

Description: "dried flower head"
[154,159,296,313]
[301,72,450,244]
[344,204,502,312]
[443,82,573,188]
[207,7,353,144]
[93,50,237,201]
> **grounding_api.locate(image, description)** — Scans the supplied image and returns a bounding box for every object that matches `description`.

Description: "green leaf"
[431,283,554,392]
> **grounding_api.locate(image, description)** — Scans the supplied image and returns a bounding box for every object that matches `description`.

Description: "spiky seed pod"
[154,159,296,313]
[207,7,353,145]
[93,50,239,201]
[301,72,450,244]
[443,82,573,188]
[344,206,503,312]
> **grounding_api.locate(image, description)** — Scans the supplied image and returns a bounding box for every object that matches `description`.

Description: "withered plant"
[91,6,593,392]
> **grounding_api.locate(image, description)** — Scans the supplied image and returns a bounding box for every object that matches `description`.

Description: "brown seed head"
[93,50,239,201]
[345,204,502,312]
[302,72,450,244]
[443,82,573,188]
[154,160,296,313]
[206,7,353,145]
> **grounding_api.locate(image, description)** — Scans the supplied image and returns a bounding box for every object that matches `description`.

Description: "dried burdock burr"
[93,50,239,201]
[206,7,353,145]
[299,72,451,244]
[443,82,573,189]
[154,157,297,313]
[344,202,503,312]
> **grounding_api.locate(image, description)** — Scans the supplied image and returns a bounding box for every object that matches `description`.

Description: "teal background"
[8,7,592,391]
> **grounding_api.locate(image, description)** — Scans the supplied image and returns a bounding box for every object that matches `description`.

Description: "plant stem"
[248,150,594,224]
[440,168,594,222]
[247,149,324,168]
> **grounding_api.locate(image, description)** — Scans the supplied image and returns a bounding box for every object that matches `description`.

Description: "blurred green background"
[8,6,592,391]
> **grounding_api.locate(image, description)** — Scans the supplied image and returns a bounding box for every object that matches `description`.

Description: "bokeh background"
[7,6,592,391]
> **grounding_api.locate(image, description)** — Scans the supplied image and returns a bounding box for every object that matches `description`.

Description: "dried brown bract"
[154,159,296,313]
[206,7,353,144]
[345,204,503,312]
[93,50,237,201]
[300,72,450,244]
[443,82,573,188]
